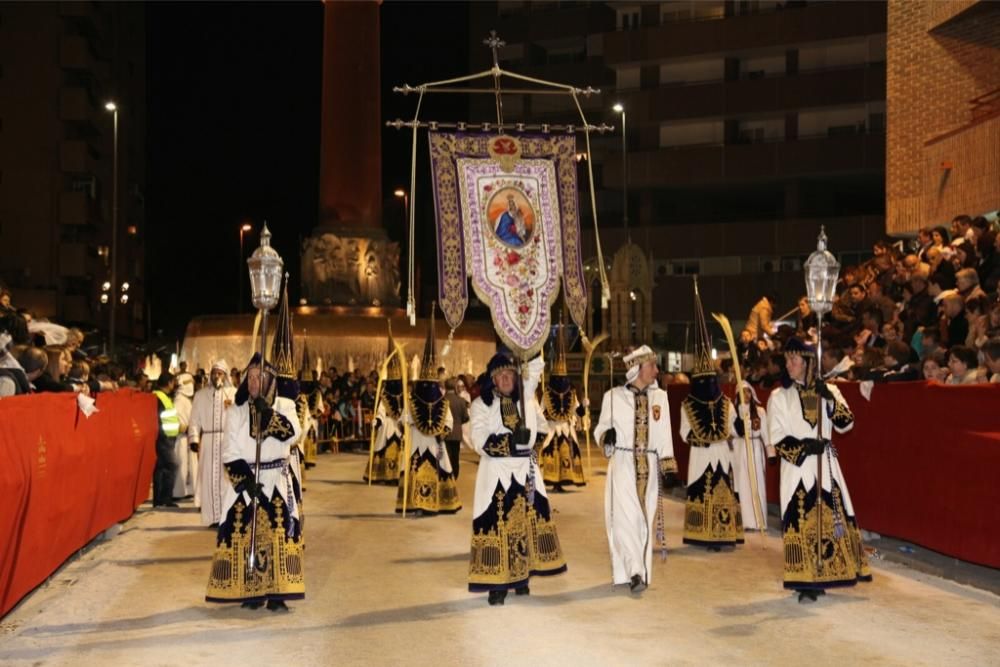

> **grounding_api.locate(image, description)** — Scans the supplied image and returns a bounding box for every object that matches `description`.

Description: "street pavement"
[1,447,998,666]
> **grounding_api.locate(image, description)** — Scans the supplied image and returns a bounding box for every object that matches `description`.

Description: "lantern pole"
[245,223,284,579]
[803,225,839,576]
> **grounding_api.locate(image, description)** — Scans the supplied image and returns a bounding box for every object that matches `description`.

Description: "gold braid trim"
[250,406,295,442]
[382,390,404,420]
[500,396,521,430]
[542,385,576,422]
[409,393,451,437]
[658,457,678,475]
[681,396,731,445]
[774,438,807,466]
[830,399,854,429]
[483,434,513,457]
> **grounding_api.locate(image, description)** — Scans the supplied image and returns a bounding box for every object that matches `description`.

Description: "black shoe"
[241,601,264,610]
[305,462,316,469]
[266,599,289,612]
[797,590,818,604]
[629,575,647,594]
[157,502,178,508]
[708,545,722,553]
[554,484,566,493]
[515,586,530,596]
[487,590,507,606]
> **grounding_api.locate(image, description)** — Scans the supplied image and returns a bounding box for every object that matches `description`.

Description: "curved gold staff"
[395,340,414,517]
[711,312,767,537]
[580,332,608,478]
[366,344,404,486]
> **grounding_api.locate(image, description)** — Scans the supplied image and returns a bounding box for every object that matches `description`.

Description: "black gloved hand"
[373,417,383,432]
[253,396,274,424]
[603,428,617,447]
[660,471,679,489]
[189,441,200,454]
[802,438,827,456]
[234,472,263,500]
[512,425,532,448]
[815,381,836,401]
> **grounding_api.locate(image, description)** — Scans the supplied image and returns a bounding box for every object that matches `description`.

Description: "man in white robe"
[594,345,678,594]
[205,354,304,610]
[468,352,566,606]
[767,337,871,602]
[732,381,772,531]
[172,373,197,501]
[188,361,236,526]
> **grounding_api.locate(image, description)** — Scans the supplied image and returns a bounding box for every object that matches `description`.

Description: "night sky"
[146,2,468,339]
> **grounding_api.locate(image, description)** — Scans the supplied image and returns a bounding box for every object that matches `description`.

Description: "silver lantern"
[247,222,283,312]
[803,226,840,317]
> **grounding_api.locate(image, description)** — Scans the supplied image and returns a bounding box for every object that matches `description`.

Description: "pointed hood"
[270,273,299,399]
[551,311,568,377]
[419,303,439,380]
[691,275,716,379]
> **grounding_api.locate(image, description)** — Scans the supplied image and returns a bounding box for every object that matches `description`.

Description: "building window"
[617,8,640,30]
[660,119,724,148]
[616,66,641,91]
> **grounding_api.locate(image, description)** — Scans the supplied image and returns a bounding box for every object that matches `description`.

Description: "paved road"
[2,448,998,666]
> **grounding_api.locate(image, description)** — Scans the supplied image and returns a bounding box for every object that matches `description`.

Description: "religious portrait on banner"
[490,190,534,248]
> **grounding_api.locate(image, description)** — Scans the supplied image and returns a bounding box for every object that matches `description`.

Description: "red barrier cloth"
[666,382,1000,568]
[0,390,157,617]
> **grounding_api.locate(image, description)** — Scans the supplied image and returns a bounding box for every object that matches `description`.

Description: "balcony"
[59,191,95,226]
[59,141,97,174]
[643,65,885,122]
[604,133,885,188]
[603,1,886,66]
[58,243,89,277]
[59,35,93,70]
[59,87,91,122]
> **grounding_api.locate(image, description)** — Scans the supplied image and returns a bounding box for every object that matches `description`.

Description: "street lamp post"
[613,102,629,243]
[394,188,411,315]
[393,188,409,232]
[238,222,253,313]
[105,101,119,355]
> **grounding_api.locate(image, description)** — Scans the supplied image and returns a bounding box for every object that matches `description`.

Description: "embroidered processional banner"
[429,132,587,358]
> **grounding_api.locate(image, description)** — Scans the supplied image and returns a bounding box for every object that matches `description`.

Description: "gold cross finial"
[483,31,505,68]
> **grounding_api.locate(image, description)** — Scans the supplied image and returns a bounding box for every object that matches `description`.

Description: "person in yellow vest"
[152,371,180,508]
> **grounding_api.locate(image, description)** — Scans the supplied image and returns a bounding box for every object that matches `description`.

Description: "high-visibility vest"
[153,390,181,438]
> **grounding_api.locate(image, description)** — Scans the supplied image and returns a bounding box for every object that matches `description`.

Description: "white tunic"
[732,402,770,530]
[372,400,403,454]
[189,384,236,525]
[766,382,857,519]
[172,393,197,501]
[221,397,302,522]
[470,356,546,519]
[594,383,675,586]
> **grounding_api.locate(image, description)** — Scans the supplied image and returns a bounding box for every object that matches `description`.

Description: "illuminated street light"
[613,103,629,243]
[238,222,254,313]
[106,100,119,355]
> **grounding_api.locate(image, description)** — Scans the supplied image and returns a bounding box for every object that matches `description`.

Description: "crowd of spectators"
[308,364,479,444]
[733,213,1000,387]
[0,285,136,399]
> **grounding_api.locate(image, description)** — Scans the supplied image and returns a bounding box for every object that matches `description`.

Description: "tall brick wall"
[886,0,1000,234]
